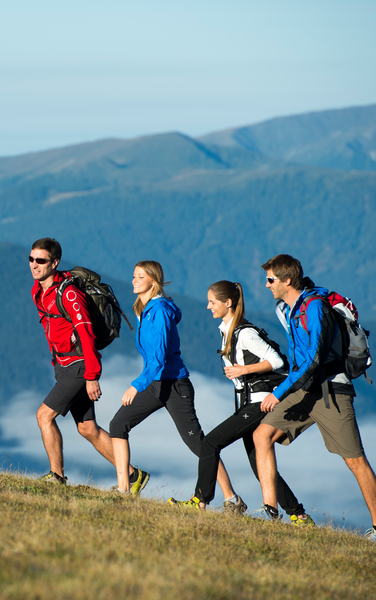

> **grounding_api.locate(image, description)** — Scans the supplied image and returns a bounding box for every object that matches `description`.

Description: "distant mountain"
[199,104,376,171]
[0,103,375,417]
[0,120,375,320]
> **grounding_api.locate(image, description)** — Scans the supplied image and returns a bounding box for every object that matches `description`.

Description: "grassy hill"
[1,471,375,600]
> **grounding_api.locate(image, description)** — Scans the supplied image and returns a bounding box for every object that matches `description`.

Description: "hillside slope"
[0,137,375,319]
[1,472,375,600]
[199,104,376,171]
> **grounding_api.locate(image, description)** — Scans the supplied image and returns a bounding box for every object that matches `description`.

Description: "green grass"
[0,472,375,600]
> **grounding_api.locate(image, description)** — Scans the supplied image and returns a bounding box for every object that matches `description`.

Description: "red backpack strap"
[299,295,326,332]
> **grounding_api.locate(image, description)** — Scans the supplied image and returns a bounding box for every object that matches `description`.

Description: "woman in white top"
[171,280,313,524]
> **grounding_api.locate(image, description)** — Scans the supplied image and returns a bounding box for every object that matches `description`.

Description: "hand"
[121,386,138,406]
[224,364,246,379]
[86,380,102,401]
[260,393,280,413]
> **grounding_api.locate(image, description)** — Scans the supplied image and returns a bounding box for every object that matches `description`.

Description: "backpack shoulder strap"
[232,321,289,371]
[55,276,79,322]
[298,294,328,332]
[230,322,258,363]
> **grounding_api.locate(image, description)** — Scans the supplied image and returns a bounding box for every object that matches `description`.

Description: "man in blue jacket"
[253,254,376,540]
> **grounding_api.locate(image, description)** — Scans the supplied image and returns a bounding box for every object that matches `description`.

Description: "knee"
[201,434,219,454]
[344,455,368,474]
[109,417,129,440]
[253,424,271,448]
[77,420,98,440]
[36,404,54,427]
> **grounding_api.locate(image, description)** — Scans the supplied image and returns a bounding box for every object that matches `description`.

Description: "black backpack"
[225,321,289,412]
[230,322,289,372]
[55,266,133,353]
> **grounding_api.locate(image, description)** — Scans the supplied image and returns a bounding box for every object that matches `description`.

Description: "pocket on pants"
[174,378,194,400]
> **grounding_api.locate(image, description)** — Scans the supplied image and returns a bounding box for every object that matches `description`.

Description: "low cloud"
[1,354,374,531]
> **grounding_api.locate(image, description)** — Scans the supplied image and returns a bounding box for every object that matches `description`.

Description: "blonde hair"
[133,260,170,317]
[208,280,246,359]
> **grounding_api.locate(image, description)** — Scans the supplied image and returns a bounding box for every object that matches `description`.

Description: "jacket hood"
[300,284,329,301]
[275,281,329,333]
[143,296,182,324]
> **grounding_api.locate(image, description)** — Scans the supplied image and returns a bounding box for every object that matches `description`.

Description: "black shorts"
[43,362,96,425]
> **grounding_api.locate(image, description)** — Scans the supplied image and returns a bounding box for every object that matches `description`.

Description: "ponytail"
[208,280,246,359]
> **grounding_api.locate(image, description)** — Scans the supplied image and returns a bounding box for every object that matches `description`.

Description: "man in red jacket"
[30,237,149,493]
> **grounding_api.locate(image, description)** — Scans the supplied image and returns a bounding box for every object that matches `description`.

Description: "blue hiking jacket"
[131,296,189,393]
[273,285,353,401]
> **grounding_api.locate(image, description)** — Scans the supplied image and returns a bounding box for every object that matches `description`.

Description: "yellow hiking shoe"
[168,496,202,510]
[290,514,315,527]
[129,469,150,497]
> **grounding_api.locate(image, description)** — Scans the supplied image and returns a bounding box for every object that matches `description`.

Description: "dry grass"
[0,471,375,600]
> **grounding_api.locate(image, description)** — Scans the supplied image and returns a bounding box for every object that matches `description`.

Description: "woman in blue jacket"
[110,261,244,509]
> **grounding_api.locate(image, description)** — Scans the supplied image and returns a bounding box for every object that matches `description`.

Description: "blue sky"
[1,0,375,156]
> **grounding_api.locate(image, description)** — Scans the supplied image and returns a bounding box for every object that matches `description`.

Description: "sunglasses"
[266,276,278,284]
[29,256,52,265]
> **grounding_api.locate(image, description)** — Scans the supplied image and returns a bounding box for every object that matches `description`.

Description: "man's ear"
[285,278,292,287]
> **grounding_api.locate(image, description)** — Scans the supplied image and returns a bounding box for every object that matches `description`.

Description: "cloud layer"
[1,354,374,531]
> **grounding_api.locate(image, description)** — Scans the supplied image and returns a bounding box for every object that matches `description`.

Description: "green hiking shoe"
[129,468,150,497]
[223,496,248,515]
[290,514,315,527]
[38,471,67,484]
[168,496,202,510]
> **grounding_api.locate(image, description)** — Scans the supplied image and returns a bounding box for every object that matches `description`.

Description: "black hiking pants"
[109,378,204,456]
[195,401,305,516]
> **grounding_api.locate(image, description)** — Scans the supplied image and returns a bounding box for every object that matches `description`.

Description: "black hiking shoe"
[38,471,67,484]
[260,502,282,520]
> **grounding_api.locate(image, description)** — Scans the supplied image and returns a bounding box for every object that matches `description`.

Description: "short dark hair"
[31,238,62,263]
[261,254,303,290]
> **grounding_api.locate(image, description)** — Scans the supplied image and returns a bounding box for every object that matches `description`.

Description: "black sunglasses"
[266,276,278,284]
[29,256,52,265]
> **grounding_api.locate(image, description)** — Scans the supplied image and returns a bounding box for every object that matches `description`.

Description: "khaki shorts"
[261,389,364,459]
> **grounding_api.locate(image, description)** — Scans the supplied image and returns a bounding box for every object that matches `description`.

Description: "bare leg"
[36,403,64,477]
[216,458,236,500]
[253,423,286,510]
[112,437,131,492]
[344,455,376,523]
[77,420,135,476]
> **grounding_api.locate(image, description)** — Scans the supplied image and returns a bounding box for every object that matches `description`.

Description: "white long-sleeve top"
[219,318,285,403]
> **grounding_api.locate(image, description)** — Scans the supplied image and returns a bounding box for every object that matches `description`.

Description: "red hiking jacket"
[31,271,102,381]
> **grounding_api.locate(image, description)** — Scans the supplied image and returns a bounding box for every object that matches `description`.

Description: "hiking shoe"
[168,496,202,510]
[261,503,281,520]
[252,502,282,520]
[109,487,132,496]
[364,527,376,541]
[38,471,67,484]
[290,514,315,527]
[129,468,150,497]
[223,496,248,515]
